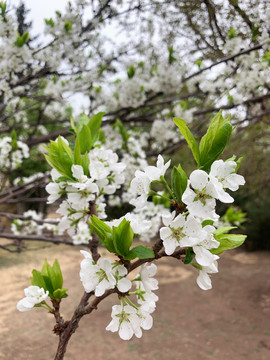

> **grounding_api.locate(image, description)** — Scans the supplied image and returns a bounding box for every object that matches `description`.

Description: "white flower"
[46,182,64,204]
[80,251,116,296]
[191,225,220,267]
[137,263,158,293]
[130,170,151,209]
[182,170,219,220]
[106,304,154,340]
[144,154,171,181]
[196,255,219,290]
[106,305,139,340]
[71,165,88,183]
[17,286,49,312]
[79,251,131,296]
[160,211,204,255]
[210,160,245,192]
[114,265,132,293]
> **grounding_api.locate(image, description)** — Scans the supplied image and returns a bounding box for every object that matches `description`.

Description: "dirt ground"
[1,242,270,360]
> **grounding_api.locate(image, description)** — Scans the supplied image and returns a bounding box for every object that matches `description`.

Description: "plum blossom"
[106,304,154,340]
[144,155,171,181]
[191,225,220,267]
[196,255,219,290]
[182,170,219,220]
[17,286,49,312]
[209,160,245,197]
[130,170,151,209]
[136,263,158,293]
[160,211,204,255]
[79,251,131,296]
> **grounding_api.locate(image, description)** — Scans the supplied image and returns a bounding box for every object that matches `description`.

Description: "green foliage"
[124,246,155,260]
[44,137,74,179]
[262,51,270,65]
[127,65,135,79]
[112,219,134,257]
[31,259,68,300]
[0,1,6,17]
[199,111,232,172]
[14,30,29,47]
[173,117,200,166]
[184,247,195,264]
[45,18,54,27]
[228,27,237,39]
[64,21,72,32]
[171,164,187,204]
[212,227,246,254]
[168,45,177,64]
[89,216,154,260]
[77,125,92,153]
[115,119,129,143]
[221,206,247,226]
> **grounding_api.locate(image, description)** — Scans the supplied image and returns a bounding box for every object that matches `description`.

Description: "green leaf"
[201,219,215,227]
[11,129,17,149]
[81,152,90,176]
[53,288,68,300]
[127,65,135,79]
[214,226,237,238]
[173,118,200,166]
[199,112,232,172]
[64,21,72,32]
[88,112,104,144]
[211,234,246,255]
[77,125,92,153]
[113,219,134,256]
[171,164,187,203]
[44,137,74,178]
[77,113,90,132]
[115,119,129,142]
[52,259,63,289]
[70,116,77,134]
[74,138,82,165]
[184,247,195,264]
[124,246,155,260]
[14,31,29,47]
[31,270,47,290]
[45,18,55,27]
[89,216,115,253]
[168,45,177,64]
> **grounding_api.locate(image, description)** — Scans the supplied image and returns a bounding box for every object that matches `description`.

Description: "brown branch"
[183,42,263,82]
[0,232,74,245]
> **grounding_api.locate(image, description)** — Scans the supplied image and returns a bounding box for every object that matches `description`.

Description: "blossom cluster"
[46,143,126,240]
[160,159,245,290]
[79,249,158,340]
[0,136,29,170]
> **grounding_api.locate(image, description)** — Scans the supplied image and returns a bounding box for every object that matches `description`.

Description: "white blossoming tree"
[16,110,247,359]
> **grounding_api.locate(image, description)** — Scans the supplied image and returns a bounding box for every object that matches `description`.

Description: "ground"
[1,243,270,360]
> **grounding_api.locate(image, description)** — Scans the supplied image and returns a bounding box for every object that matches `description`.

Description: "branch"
[183,42,263,82]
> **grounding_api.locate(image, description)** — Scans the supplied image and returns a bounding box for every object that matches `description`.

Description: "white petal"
[194,246,215,267]
[119,321,134,340]
[196,270,212,290]
[190,170,209,191]
[117,278,132,293]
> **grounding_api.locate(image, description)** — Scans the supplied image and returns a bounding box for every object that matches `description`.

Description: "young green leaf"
[124,245,155,260]
[77,125,92,153]
[87,112,104,144]
[173,118,200,166]
[113,219,134,256]
[184,247,195,264]
[171,164,187,203]
[211,234,246,255]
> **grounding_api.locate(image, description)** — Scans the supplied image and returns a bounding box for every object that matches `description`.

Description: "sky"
[9,0,69,35]
[8,0,90,113]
